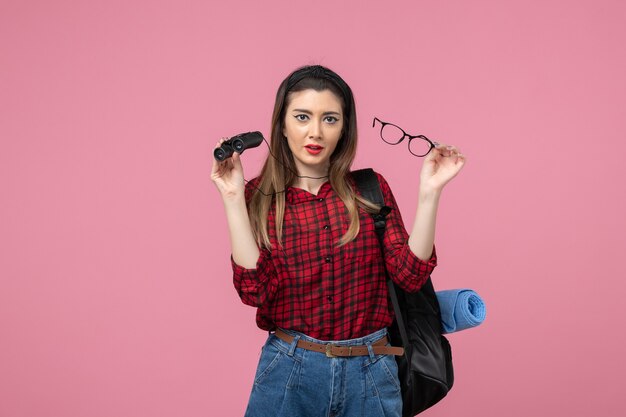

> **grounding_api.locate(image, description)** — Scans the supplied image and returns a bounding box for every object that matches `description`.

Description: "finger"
[442,145,461,158]
[211,153,222,176]
[427,143,444,161]
[217,137,230,146]
[231,151,243,170]
[425,151,440,166]
[433,143,449,157]
[449,152,466,169]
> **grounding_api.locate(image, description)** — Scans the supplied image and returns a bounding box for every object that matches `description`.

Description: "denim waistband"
[277,327,388,347]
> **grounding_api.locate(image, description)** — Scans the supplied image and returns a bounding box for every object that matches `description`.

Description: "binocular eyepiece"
[214,131,264,161]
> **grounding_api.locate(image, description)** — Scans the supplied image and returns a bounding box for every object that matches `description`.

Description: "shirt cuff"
[395,244,437,290]
[231,255,257,289]
[231,250,274,293]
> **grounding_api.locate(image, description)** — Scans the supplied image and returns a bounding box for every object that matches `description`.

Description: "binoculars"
[213,131,264,161]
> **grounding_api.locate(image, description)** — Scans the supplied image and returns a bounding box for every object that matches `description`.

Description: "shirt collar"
[286,181,332,204]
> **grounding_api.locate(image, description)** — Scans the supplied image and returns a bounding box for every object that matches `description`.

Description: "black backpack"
[352,168,454,416]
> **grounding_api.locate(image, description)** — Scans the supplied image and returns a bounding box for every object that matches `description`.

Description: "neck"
[293,175,329,195]
[292,161,330,192]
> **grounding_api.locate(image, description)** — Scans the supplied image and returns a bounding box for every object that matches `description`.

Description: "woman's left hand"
[419,143,466,193]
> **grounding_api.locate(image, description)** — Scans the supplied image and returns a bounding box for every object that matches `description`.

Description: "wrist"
[418,187,442,204]
[222,193,247,210]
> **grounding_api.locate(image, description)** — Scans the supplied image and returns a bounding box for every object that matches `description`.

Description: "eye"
[324,116,339,124]
[294,114,309,121]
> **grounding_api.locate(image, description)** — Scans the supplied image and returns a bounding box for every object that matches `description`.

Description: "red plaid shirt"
[232,171,437,340]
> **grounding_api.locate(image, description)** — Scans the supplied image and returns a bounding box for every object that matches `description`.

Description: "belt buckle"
[325,344,337,358]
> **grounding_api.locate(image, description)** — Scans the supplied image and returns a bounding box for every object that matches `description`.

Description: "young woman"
[211,65,465,417]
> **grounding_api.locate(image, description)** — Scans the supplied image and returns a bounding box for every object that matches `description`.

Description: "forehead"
[286,89,343,112]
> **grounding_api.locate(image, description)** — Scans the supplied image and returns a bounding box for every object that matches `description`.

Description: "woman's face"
[282,88,344,176]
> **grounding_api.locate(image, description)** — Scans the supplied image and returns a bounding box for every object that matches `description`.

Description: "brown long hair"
[248,65,378,249]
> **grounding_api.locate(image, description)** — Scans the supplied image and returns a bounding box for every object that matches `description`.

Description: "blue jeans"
[244,328,402,417]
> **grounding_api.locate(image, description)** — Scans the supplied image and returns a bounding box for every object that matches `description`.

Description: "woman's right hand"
[211,138,246,201]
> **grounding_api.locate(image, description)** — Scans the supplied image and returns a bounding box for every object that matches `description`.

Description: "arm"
[408,190,439,261]
[408,143,466,260]
[211,142,278,306]
[377,174,437,292]
[378,143,465,292]
[222,195,260,269]
[211,145,259,268]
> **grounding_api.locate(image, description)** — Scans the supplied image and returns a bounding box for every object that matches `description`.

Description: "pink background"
[2,0,625,416]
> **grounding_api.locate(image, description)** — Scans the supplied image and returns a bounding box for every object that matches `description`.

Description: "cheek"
[330,129,345,154]
[326,136,342,155]
[284,121,303,139]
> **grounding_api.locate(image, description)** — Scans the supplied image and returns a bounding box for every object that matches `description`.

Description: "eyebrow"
[291,109,342,116]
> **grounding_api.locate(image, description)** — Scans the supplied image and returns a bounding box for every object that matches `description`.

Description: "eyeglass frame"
[372,117,439,157]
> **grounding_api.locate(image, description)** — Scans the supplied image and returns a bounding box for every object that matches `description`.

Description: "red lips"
[304,144,324,155]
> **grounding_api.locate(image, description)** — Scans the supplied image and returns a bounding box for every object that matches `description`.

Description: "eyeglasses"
[372,117,439,157]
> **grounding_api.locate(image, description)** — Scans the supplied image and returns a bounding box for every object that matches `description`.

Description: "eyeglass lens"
[408,138,432,157]
[379,123,432,157]
[379,124,405,145]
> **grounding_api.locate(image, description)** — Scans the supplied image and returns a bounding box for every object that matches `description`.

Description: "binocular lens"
[213,142,234,161]
[213,147,228,161]
[232,138,246,152]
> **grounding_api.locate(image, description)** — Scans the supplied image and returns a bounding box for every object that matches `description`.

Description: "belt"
[274,329,404,358]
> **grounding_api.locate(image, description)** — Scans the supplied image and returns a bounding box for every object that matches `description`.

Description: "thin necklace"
[297,173,329,179]
[244,137,330,196]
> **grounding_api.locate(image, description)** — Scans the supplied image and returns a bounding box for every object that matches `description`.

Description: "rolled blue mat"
[436,289,486,334]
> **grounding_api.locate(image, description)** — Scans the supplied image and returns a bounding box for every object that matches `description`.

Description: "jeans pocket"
[365,353,401,395]
[364,353,403,417]
[253,338,301,390]
[380,354,401,392]
[254,344,283,386]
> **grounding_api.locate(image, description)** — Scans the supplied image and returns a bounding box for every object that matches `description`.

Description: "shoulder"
[374,170,392,191]
[244,176,262,202]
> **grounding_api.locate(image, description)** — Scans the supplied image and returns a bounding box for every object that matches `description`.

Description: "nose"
[308,120,322,139]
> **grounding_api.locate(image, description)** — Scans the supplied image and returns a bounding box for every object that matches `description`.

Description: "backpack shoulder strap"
[351,168,392,242]
[351,169,410,350]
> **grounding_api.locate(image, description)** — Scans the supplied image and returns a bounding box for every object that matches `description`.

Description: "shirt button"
[318,197,324,202]
[323,225,329,230]
[327,296,333,302]
[325,257,331,263]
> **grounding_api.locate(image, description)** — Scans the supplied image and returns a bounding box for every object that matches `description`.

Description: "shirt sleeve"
[230,177,280,307]
[376,172,437,293]
[231,248,280,307]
